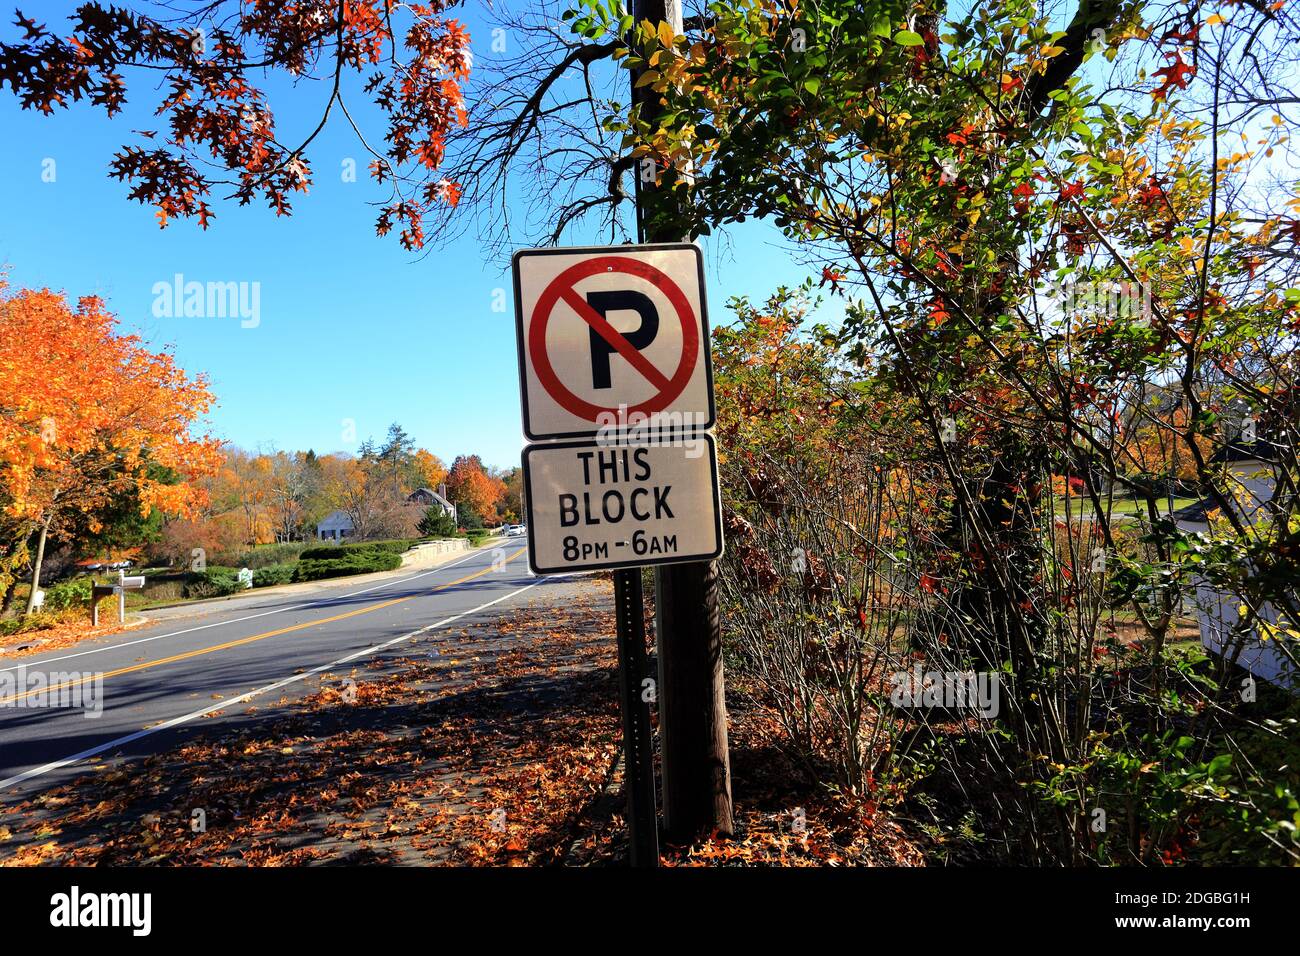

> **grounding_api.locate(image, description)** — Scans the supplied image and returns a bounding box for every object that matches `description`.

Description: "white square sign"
[522,436,723,574]
[513,243,715,441]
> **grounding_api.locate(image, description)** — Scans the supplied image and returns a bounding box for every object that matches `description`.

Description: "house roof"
[1171,498,1215,525]
[1212,438,1283,464]
[317,509,354,529]
[409,487,454,508]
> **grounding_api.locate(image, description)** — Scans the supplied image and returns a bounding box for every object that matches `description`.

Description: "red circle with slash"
[528,256,699,422]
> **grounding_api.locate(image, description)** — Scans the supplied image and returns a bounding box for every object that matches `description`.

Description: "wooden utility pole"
[630,0,733,842]
[655,561,733,839]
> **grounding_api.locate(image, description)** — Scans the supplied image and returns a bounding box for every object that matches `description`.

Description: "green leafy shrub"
[42,577,94,611]
[294,550,402,582]
[185,568,242,599]
[296,544,350,561]
[1,606,105,638]
[365,539,415,554]
[252,563,296,587]
[0,617,53,638]
[418,508,458,537]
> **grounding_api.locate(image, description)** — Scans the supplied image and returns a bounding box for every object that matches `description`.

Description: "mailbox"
[92,570,144,626]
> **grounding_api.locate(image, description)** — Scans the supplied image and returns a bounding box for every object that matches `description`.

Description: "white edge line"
[0,547,494,673]
[0,574,566,792]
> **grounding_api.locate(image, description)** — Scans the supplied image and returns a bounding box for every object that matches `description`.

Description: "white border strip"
[0,576,559,792]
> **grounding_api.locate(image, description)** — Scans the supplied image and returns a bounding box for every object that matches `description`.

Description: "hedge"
[364,538,416,555]
[294,550,402,581]
[0,617,56,638]
[252,563,296,587]
[297,539,414,561]
[185,568,243,599]
[296,545,350,561]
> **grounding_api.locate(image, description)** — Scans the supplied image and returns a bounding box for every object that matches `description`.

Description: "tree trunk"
[24,517,51,616]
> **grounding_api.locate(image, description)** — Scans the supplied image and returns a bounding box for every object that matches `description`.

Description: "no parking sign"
[512,243,715,441]
[513,243,723,574]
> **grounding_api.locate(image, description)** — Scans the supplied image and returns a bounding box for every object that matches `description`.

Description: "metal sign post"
[613,568,659,866]
[91,580,112,626]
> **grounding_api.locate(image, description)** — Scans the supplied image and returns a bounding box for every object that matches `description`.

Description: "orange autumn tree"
[0,282,223,613]
[444,455,504,526]
[411,448,448,492]
[0,2,471,250]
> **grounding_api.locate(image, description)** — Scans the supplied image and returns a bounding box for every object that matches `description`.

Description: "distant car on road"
[507,524,527,538]
[74,558,135,572]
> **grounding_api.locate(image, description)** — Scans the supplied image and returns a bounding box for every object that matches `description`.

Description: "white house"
[1173,438,1296,690]
[407,485,456,521]
[316,509,355,542]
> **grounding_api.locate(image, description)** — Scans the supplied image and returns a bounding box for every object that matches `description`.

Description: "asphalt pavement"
[0,538,589,802]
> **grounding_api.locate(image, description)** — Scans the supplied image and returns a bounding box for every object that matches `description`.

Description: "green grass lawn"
[1053,495,1199,522]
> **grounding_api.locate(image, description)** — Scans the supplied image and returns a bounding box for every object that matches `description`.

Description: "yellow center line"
[0,547,526,706]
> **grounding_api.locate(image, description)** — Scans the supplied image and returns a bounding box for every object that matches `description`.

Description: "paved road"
[0,539,580,802]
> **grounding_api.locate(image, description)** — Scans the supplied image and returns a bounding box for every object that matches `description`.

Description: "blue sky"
[0,2,828,471]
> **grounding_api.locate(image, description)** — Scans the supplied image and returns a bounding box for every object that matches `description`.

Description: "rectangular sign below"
[522,436,723,575]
